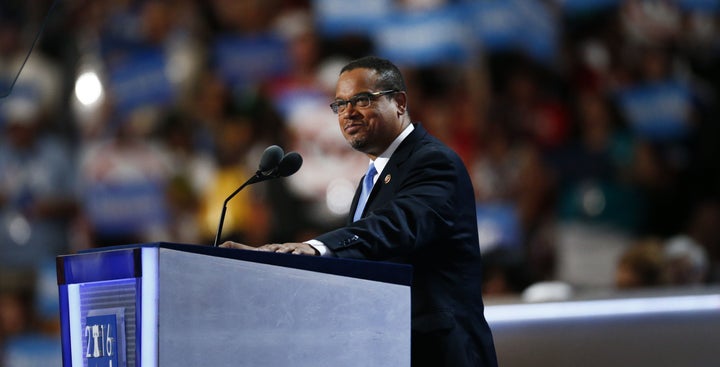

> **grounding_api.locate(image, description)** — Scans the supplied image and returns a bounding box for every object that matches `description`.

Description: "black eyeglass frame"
[330,89,399,114]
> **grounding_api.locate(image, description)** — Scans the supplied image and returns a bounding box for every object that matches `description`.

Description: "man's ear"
[395,91,408,115]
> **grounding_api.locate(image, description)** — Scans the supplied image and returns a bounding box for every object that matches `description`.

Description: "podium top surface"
[57,242,413,286]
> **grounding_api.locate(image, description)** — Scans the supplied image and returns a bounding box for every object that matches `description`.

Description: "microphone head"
[276,152,303,177]
[258,145,284,173]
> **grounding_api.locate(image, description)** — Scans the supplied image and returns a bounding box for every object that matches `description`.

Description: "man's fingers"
[219,241,255,250]
[257,244,280,252]
[221,242,317,256]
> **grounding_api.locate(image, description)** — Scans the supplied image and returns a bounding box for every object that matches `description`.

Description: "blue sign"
[99,11,144,57]
[84,180,169,236]
[108,50,175,114]
[469,1,522,52]
[212,34,289,88]
[516,0,559,64]
[373,5,475,66]
[468,0,558,63]
[616,80,693,141]
[313,0,391,37]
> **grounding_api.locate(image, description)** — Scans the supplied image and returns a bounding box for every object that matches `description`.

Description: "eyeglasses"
[330,90,399,114]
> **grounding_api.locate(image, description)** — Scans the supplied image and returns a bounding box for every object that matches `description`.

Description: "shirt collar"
[369,123,414,182]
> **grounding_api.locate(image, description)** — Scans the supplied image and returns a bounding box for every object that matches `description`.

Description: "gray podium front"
[57,243,412,367]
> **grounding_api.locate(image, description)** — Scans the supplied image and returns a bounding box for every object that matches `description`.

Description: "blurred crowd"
[1,0,720,364]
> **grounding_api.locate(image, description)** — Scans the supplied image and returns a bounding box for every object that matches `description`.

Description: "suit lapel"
[348,124,428,223]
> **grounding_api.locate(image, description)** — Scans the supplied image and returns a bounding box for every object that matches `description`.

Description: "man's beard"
[348,135,368,152]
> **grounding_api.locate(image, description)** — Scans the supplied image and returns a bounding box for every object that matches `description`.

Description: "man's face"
[334,68,403,158]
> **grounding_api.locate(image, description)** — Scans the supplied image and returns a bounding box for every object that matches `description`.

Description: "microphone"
[258,145,284,176]
[276,151,303,178]
[212,145,303,247]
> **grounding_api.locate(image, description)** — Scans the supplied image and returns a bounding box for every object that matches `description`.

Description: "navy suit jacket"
[315,124,498,367]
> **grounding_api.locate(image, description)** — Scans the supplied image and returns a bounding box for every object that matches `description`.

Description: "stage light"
[74,71,103,106]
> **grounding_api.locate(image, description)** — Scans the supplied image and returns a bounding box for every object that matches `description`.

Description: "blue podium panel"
[57,243,412,367]
[57,247,155,367]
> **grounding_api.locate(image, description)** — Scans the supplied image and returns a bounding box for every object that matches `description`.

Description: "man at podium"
[222,56,498,367]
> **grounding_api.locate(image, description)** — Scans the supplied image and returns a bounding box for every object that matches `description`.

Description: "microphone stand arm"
[212,172,265,247]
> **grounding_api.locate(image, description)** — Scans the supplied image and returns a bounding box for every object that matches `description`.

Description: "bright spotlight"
[74,71,103,106]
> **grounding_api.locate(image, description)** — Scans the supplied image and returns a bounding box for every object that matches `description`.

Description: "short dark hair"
[340,56,407,92]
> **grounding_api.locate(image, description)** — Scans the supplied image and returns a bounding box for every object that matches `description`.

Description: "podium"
[56,243,412,367]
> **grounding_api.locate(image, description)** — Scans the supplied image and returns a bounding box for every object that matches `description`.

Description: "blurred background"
[1,0,719,365]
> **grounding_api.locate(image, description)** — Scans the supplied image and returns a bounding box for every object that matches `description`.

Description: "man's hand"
[220,241,319,256]
[257,242,319,256]
[219,241,257,250]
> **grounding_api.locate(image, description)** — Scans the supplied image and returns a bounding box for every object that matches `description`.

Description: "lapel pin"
[384,174,391,184]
